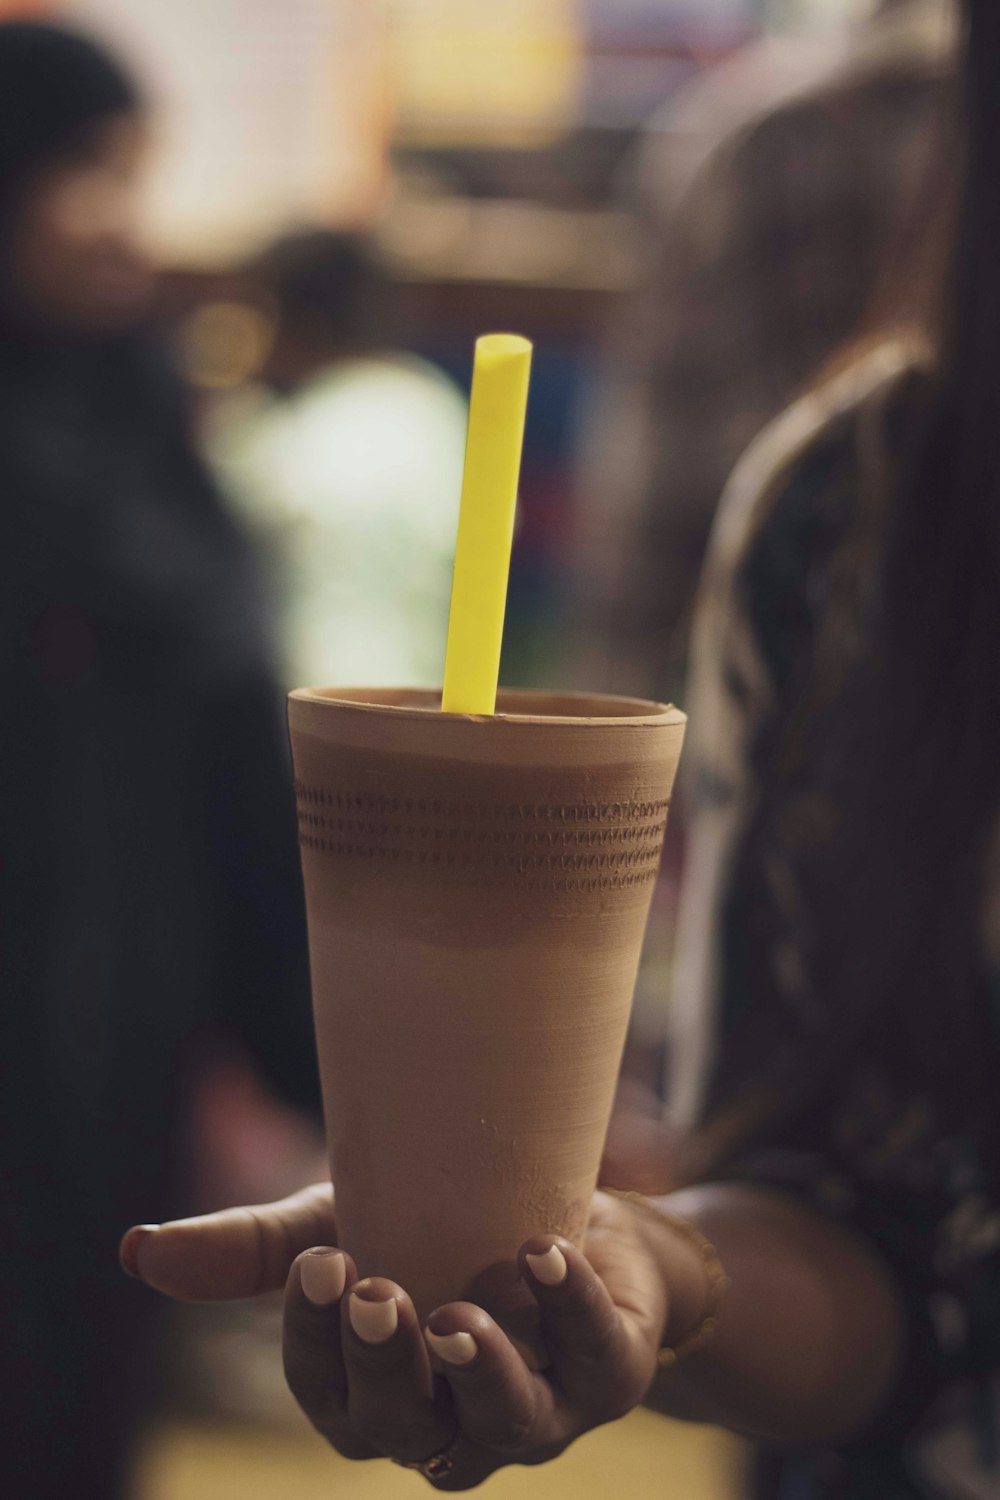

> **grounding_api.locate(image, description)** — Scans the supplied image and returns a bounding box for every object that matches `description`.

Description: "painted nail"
[120,1225,160,1279]
[525,1245,568,1286]
[425,1328,478,1366]
[300,1248,347,1307]
[349,1284,399,1343]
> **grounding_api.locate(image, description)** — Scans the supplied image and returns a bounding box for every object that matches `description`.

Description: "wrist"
[612,1189,727,1355]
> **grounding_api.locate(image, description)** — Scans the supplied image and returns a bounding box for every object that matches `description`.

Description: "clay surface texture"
[288,687,686,1338]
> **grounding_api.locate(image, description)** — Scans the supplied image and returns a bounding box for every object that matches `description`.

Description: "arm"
[639,1183,905,1445]
[122,1176,906,1486]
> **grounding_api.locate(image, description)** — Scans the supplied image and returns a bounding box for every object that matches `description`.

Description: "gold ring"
[392,1434,462,1481]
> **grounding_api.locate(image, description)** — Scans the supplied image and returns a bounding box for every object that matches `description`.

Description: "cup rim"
[288,685,684,727]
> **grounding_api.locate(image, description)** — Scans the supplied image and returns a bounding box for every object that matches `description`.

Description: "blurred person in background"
[575,0,953,1141]
[0,23,317,1499]
[573,0,953,702]
[130,0,1000,1494]
[207,229,467,691]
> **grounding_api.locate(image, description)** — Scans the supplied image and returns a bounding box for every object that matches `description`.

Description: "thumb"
[120,1181,336,1302]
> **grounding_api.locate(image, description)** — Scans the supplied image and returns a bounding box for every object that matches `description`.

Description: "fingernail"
[300,1248,346,1307]
[425,1328,478,1366]
[349,1284,399,1343]
[526,1245,567,1286]
[120,1224,160,1280]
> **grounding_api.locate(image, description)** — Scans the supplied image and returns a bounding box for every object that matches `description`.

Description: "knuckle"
[551,1287,617,1362]
[282,1348,321,1405]
[345,1340,393,1374]
[343,1331,410,1379]
[284,1315,335,1363]
[328,1432,375,1461]
[351,1404,438,1462]
[572,1279,613,1331]
[600,1366,649,1423]
[285,1374,331,1431]
[462,1389,536,1454]
[604,1386,640,1423]
[574,1274,604,1311]
[478,1416,534,1454]
[242,1204,298,1294]
[284,1377,340,1441]
[282,1348,335,1410]
[347,1405,387,1451]
[557,1282,603,1329]
[522,1438,574,1469]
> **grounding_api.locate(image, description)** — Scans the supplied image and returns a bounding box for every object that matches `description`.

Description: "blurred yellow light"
[386,0,583,148]
[181,301,276,390]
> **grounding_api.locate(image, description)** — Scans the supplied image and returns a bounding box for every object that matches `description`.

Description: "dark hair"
[702,0,1000,1161]
[252,230,388,352]
[0,22,139,223]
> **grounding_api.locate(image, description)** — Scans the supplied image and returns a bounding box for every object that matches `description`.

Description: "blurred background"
[0,1,948,1496]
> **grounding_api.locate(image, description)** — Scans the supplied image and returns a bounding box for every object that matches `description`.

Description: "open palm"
[124,1183,669,1488]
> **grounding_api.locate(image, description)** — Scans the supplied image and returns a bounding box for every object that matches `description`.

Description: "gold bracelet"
[604,1188,731,1367]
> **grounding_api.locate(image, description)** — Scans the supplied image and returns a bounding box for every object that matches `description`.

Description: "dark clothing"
[0,337,317,1497]
[672,345,1000,1498]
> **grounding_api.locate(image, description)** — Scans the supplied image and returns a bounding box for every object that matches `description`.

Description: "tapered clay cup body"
[288,687,685,1336]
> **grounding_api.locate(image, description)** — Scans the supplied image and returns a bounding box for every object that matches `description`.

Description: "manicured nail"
[525,1245,567,1286]
[120,1224,160,1279]
[349,1283,399,1343]
[300,1248,346,1306]
[425,1328,478,1366]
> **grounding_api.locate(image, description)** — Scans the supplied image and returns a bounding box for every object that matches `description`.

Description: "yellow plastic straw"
[441,333,533,715]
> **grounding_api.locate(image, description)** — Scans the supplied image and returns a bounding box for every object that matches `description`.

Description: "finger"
[120,1182,336,1301]
[520,1237,650,1418]
[425,1301,563,1457]
[342,1278,453,1465]
[599,1095,681,1196]
[283,1246,376,1461]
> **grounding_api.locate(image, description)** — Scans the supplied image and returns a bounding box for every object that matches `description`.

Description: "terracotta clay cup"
[288,687,685,1353]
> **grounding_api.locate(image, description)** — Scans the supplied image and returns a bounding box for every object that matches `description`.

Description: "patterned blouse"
[668,342,1000,1499]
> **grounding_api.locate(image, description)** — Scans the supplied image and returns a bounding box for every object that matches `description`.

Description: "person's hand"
[599,1076,683,1195]
[121,1186,673,1489]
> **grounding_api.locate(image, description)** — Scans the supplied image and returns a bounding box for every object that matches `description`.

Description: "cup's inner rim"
[289,685,682,725]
